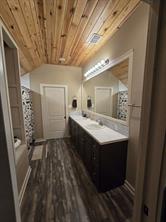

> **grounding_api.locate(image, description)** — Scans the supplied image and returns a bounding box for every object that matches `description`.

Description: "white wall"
[30,64,82,138]
[119,81,128,92]
[20,73,30,89]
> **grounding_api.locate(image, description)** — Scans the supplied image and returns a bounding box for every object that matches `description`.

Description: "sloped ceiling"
[110,58,129,87]
[0,0,140,74]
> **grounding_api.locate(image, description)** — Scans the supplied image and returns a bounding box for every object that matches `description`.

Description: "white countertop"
[70,115,128,145]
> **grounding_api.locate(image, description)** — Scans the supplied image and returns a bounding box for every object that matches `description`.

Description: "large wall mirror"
[82,52,133,125]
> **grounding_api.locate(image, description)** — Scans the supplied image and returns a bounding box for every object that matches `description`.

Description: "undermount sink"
[85,123,105,130]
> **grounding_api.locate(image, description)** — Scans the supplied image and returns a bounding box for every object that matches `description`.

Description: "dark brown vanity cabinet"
[69,117,128,192]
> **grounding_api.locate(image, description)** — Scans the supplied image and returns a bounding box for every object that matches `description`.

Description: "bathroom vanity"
[69,115,128,192]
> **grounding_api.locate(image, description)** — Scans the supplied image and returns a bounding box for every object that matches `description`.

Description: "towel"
[72,99,77,108]
[87,99,92,108]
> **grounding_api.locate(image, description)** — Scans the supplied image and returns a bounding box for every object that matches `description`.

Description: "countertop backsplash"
[70,110,129,137]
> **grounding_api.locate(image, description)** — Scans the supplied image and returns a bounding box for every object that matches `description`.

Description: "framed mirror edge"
[82,48,134,127]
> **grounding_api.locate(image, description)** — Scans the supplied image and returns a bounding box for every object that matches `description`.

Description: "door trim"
[0,20,21,222]
[132,1,162,221]
[40,84,68,139]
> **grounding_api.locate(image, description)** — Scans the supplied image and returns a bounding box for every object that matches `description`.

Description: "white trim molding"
[0,20,22,222]
[19,167,31,207]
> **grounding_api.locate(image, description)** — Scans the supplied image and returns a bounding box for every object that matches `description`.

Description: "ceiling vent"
[88,33,102,44]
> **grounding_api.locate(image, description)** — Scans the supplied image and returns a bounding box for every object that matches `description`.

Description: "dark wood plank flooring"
[21,139,133,222]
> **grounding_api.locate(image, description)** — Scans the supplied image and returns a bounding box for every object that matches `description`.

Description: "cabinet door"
[69,118,77,148]
[78,127,85,159]
[69,117,73,138]
[91,143,100,188]
[100,141,128,191]
[73,122,76,144]
[84,132,93,174]
[75,123,79,151]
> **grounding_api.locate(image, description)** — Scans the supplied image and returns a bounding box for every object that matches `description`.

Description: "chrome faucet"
[96,119,103,126]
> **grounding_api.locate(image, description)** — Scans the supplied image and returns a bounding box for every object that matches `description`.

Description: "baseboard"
[124,180,135,197]
[19,166,31,207]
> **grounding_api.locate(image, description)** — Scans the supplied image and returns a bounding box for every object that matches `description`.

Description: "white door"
[95,87,112,116]
[41,85,67,139]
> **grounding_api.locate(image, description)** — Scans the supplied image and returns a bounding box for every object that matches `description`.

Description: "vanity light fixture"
[84,58,110,78]
[95,64,99,70]
[101,60,105,66]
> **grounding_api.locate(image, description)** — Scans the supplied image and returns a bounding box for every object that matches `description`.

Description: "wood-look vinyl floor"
[21,139,133,222]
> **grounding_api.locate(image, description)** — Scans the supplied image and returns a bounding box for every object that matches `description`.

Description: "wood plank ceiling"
[0,0,140,74]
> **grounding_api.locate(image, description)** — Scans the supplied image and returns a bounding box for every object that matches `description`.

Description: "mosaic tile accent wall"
[22,86,35,148]
[117,91,128,121]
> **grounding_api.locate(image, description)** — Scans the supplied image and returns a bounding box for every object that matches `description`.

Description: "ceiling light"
[84,58,110,78]
[101,60,105,66]
[97,62,102,68]
[95,65,98,70]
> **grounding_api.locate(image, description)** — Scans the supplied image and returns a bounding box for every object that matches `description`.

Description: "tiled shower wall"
[117,91,128,121]
[22,86,35,148]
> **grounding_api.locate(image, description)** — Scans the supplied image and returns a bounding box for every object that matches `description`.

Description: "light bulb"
[95,65,98,70]
[101,60,105,66]
[91,67,95,72]
[98,62,102,68]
